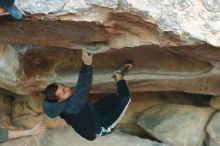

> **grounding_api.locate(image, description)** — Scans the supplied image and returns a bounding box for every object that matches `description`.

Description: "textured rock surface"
[0,89,67,129]
[163,91,211,106]
[0,128,170,146]
[0,44,19,91]
[1,44,220,95]
[11,93,67,129]
[0,90,15,129]
[10,0,219,47]
[0,0,220,96]
[207,111,220,146]
[137,104,214,146]
[209,96,220,110]
[0,0,219,50]
[116,92,168,137]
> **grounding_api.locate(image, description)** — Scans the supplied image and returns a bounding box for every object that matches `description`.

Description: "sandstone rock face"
[11,93,67,129]
[163,91,211,106]
[10,0,219,47]
[0,128,170,146]
[0,90,14,129]
[0,44,20,92]
[137,104,214,146]
[1,44,220,96]
[209,96,220,110]
[117,92,168,137]
[0,89,67,129]
[0,1,220,95]
[201,0,220,12]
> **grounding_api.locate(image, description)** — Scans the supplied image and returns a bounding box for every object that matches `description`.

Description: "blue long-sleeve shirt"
[60,64,101,141]
[62,64,93,114]
[43,63,100,140]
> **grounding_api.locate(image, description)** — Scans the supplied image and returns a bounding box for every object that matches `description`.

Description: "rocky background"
[0,0,220,146]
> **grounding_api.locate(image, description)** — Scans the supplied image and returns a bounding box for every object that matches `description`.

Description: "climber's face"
[55,83,74,102]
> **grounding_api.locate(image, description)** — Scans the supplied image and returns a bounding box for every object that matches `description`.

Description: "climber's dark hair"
[44,83,59,101]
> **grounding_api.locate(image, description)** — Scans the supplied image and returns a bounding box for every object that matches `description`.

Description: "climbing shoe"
[113,60,133,80]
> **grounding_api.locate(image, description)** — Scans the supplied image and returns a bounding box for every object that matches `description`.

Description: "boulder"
[207,111,220,146]
[1,127,170,146]
[137,104,214,146]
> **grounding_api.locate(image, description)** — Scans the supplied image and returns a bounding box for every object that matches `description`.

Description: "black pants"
[94,80,131,136]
